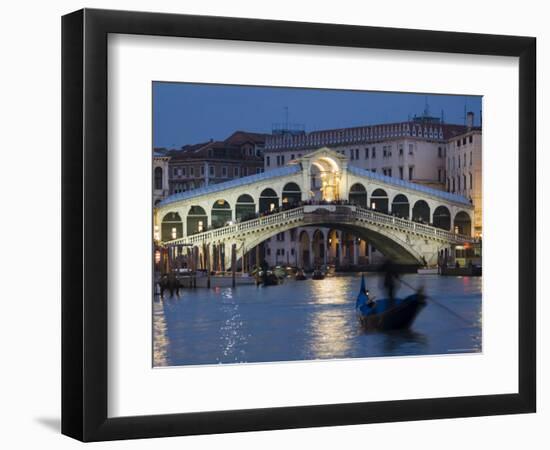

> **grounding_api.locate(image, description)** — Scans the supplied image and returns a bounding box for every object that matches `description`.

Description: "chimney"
[466,111,474,130]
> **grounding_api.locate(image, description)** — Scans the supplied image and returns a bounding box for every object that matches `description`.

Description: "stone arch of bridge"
[223,219,430,269]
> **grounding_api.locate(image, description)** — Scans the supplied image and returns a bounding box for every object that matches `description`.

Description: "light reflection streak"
[153,299,170,366]
[218,288,248,363]
[307,277,353,359]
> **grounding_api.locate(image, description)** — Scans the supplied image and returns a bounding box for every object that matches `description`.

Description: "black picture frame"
[62,8,536,442]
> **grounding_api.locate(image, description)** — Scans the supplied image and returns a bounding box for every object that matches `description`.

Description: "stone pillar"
[309,239,314,269]
[353,239,358,265]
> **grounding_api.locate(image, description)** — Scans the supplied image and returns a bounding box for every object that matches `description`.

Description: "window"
[234,167,239,177]
[408,144,414,155]
[209,165,214,176]
[291,248,295,256]
[457,139,461,147]
[372,168,376,173]
[438,169,442,182]
[458,155,461,168]
[438,147,442,157]
[350,149,355,160]
[266,156,270,166]
[256,168,263,174]
[172,167,178,177]
[408,166,414,180]
[291,154,295,160]
[355,148,359,160]
[276,232,285,242]
[222,166,228,177]
[399,167,404,179]
[387,168,392,177]
[470,152,473,166]
[372,147,376,158]
[463,175,467,192]
[182,167,186,176]
[266,248,271,256]
[458,176,461,191]
[469,135,473,144]
[154,167,163,190]
[190,167,194,176]
[383,147,387,157]
[201,166,205,176]
[290,229,297,241]
[365,147,369,159]
[470,172,473,189]
[399,145,403,156]
[463,138,467,145]
[281,155,285,165]
[464,153,467,166]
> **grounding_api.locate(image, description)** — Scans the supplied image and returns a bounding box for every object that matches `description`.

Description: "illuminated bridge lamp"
[372,202,376,210]
[198,221,204,233]
[270,203,275,212]
[154,250,161,264]
[171,227,177,240]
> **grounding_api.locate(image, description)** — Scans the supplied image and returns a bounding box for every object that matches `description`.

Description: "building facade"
[167,131,267,194]
[445,113,482,236]
[153,152,171,205]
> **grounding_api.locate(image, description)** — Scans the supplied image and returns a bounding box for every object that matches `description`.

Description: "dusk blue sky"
[153,82,482,149]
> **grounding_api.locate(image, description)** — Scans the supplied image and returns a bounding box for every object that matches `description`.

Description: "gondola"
[295,269,307,281]
[311,269,325,280]
[356,274,426,331]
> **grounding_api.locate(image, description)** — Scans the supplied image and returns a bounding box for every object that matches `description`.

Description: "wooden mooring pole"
[231,243,237,288]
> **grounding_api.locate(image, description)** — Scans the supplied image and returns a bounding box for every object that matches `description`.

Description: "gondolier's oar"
[399,278,472,325]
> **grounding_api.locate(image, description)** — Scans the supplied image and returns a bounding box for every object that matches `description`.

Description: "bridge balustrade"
[162,204,475,247]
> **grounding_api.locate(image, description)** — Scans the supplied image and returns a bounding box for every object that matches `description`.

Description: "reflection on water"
[153,274,482,367]
[152,296,169,367]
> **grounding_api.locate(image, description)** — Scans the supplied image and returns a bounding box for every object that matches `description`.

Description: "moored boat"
[295,269,307,280]
[311,269,325,280]
[356,274,426,331]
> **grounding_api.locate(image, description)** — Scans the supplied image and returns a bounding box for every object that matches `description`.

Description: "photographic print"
[152,83,482,367]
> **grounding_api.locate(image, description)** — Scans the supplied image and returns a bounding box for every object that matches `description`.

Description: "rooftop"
[158,164,302,207]
[347,165,471,205]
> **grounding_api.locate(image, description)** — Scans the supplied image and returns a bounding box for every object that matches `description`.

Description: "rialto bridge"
[154,148,475,269]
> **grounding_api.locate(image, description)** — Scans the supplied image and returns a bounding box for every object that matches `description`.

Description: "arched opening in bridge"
[370,188,388,213]
[282,182,302,207]
[391,194,410,219]
[433,205,451,230]
[161,212,183,241]
[454,211,472,236]
[299,231,311,270]
[186,206,207,235]
[312,229,325,267]
[259,188,279,213]
[349,183,367,207]
[327,229,339,265]
[211,199,232,229]
[309,155,341,202]
[154,166,163,190]
[236,194,255,221]
[412,200,430,223]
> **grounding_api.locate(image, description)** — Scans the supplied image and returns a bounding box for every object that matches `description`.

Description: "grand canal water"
[153,274,482,367]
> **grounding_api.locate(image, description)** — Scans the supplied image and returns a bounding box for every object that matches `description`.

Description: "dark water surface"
[153,274,482,367]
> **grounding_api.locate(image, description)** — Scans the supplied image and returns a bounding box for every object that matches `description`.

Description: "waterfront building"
[166,131,267,194]
[153,151,171,205]
[445,112,482,237]
[261,113,482,267]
